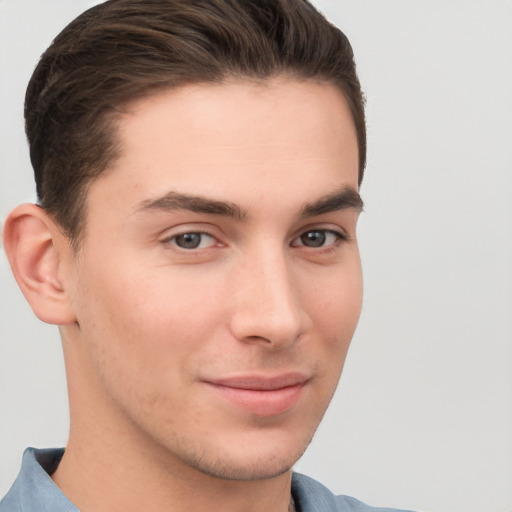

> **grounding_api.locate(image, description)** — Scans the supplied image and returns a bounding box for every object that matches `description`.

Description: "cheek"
[305,264,363,335]
[301,262,362,387]
[69,266,209,414]
[72,259,226,373]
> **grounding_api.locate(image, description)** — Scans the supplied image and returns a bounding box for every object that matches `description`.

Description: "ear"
[2,203,77,325]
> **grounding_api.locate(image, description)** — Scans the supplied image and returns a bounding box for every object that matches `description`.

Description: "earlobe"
[2,203,77,325]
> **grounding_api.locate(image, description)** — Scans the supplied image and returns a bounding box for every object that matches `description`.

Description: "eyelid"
[158,222,220,240]
[290,227,349,250]
[292,222,350,241]
[158,223,226,252]
[166,231,217,249]
[161,229,213,242]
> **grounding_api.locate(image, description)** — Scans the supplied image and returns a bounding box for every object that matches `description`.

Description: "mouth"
[203,373,310,417]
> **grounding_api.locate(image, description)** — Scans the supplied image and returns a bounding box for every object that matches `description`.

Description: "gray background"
[1,1,511,511]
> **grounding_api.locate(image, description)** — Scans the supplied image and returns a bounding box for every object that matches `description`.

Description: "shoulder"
[291,473,415,512]
[0,447,75,512]
[0,479,21,512]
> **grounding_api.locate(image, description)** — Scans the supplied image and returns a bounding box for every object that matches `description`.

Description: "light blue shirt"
[1,448,414,512]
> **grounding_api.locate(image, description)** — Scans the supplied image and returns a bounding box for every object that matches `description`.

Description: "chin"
[186,453,296,481]
[171,429,315,482]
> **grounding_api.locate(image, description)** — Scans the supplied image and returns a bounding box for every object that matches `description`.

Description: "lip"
[203,373,309,417]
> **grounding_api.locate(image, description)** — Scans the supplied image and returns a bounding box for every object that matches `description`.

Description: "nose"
[228,246,309,349]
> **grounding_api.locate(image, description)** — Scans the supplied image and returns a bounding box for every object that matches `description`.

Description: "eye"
[292,229,346,248]
[166,232,217,250]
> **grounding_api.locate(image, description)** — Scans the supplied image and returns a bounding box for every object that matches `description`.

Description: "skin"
[4,78,362,512]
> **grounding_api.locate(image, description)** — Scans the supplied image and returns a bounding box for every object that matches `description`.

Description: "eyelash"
[291,229,348,251]
[161,228,348,253]
[161,231,219,251]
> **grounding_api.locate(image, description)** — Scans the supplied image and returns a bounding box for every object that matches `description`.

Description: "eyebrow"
[300,187,364,217]
[136,191,249,220]
[135,186,363,220]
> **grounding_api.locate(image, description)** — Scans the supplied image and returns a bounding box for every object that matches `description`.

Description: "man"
[1,1,412,511]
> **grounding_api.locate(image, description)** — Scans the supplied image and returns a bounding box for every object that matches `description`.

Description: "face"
[63,78,363,481]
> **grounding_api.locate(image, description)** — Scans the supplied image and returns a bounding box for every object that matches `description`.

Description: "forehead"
[120,78,355,157]
[89,78,359,216]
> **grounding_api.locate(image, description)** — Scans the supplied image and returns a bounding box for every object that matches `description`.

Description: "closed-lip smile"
[203,373,310,416]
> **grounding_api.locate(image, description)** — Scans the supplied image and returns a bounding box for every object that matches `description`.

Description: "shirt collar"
[1,447,78,512]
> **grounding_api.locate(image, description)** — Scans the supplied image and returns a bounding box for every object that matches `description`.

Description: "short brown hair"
[25,0,366,246]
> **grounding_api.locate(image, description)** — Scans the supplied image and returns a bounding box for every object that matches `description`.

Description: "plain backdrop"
[1,1,511,511]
